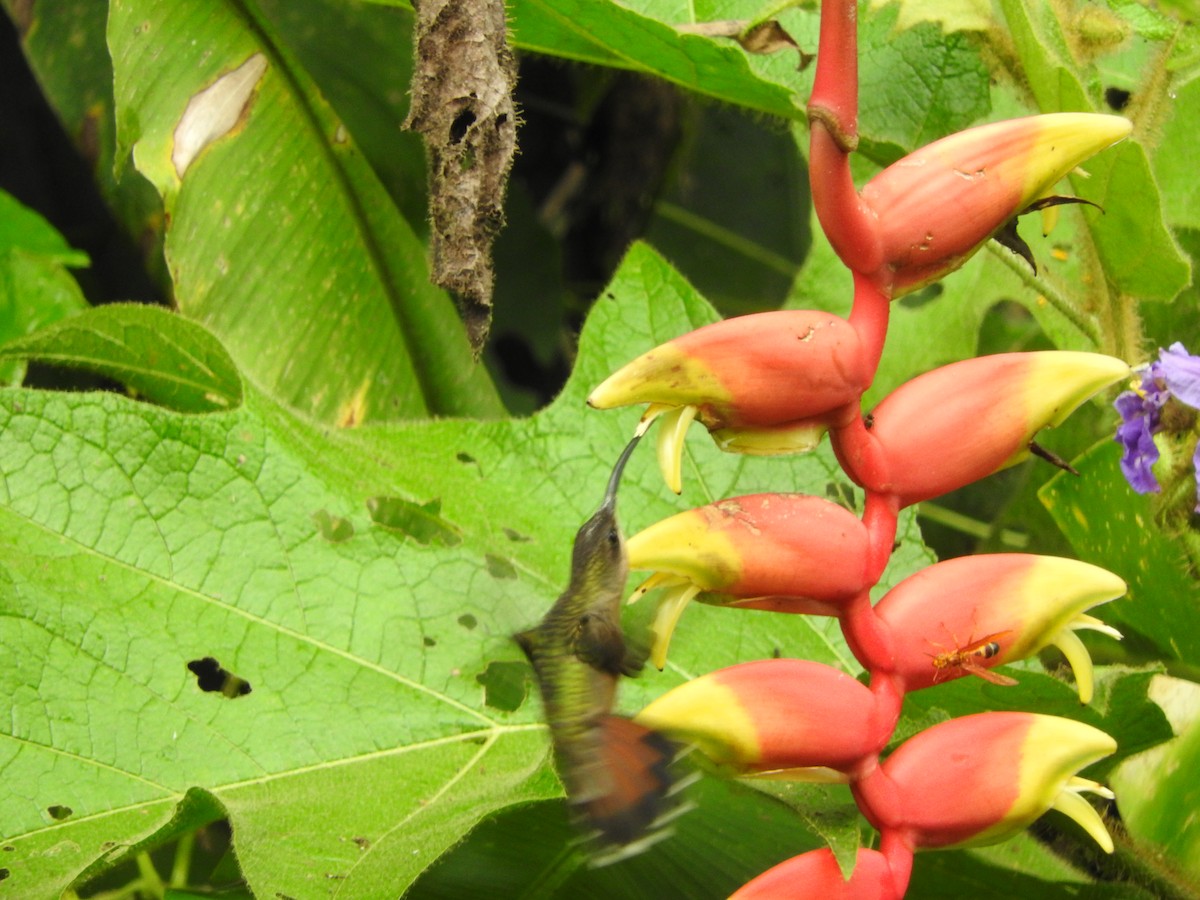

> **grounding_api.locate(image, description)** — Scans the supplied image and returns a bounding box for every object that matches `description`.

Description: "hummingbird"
[515,435,678,849]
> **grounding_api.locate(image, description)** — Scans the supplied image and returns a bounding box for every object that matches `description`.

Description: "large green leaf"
[0,191,89,269]
[510,0,801,118]
[0,243,926,898]
[1151,71,1200,231]
[253,0,431,237]
[107,0,500,424]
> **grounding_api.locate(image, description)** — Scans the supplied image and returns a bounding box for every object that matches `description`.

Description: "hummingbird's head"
[569,435,641,594]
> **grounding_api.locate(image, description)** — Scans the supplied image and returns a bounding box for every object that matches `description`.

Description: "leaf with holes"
[0,243,931,898]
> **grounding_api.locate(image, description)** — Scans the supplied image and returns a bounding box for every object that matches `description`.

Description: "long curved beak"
[602,434,642,511]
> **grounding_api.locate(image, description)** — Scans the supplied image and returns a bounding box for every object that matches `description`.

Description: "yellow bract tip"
[656,405,697,494]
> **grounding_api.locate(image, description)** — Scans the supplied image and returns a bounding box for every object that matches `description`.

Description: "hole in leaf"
[23,364,127,396]
[367,496,462,546]
[312,510,355,543]
[187,657,252,698]
[458,614,478,630]
[476,660,530,712]
[0,868,8,882]
[456,452,477,464]
[1104,86,1131,111]
[449,108,476,144]
[486,554,517,580]
[503,527,530,543]
[47,805,72,821]
[423,636,436,647]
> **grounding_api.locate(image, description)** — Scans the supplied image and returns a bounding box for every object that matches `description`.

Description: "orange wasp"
[928,630,1018,686]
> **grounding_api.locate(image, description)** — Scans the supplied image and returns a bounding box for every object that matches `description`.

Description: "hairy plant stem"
[988,243,1103,347]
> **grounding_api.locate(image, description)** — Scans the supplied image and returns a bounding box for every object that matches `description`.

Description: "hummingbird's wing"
[574,612,628,675]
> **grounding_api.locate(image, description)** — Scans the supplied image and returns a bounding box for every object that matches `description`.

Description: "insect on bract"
[928,631,1018,687]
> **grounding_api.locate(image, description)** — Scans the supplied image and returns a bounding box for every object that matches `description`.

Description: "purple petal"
[1141,360,1171,408]
[1193,441,1200,514]
[1114,391,1161,494]
[1160,343,1200,410]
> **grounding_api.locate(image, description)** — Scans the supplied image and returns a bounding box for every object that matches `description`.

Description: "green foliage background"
[0,0,1197,897]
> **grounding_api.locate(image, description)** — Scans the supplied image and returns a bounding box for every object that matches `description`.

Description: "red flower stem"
[809,0,859,149]
[850,270,891,380]
[879,830,915,899]
[830,416,895,518]
[809,0,884,276]
[868,671,905,742]
[850,489,901,584]
[840,590,896,678]
[850,758,902,832]
[809,125,883,275]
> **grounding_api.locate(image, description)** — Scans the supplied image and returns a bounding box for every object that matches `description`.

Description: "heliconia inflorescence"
[575,0,1134,894]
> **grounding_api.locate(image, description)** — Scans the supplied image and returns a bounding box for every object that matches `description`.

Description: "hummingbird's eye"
[607,528,619,549]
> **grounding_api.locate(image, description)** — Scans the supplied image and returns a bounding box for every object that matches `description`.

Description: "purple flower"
[1160,343,1200,407]
[1114,343,1200,510]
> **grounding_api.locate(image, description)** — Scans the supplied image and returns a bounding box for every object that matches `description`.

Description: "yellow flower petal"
[1052,628,1096,703]
[656,405,697,495]
[1051,786,1114,853]
[649,582,702,670]
[1072,613,1124,641]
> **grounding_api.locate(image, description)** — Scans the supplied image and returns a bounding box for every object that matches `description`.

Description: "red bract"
[625,494,872,666]
[833,351,1129,506]
[853,713,1116,852]
[589,310,869,491]
[635,659,890,778]
[873,554,1125,701]
[731,848,904,900]
[860,114,1132,296]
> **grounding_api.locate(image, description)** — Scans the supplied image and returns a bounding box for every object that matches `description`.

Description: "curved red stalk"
[879,830,915,898]
[861,490,900,584]
[809,0,859,147]
[851,760,905,835]
[809,0,886,283]
[840,590,897,679]
[849,271,891,383]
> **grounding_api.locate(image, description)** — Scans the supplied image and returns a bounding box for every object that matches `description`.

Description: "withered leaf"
[675,19,813,69]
